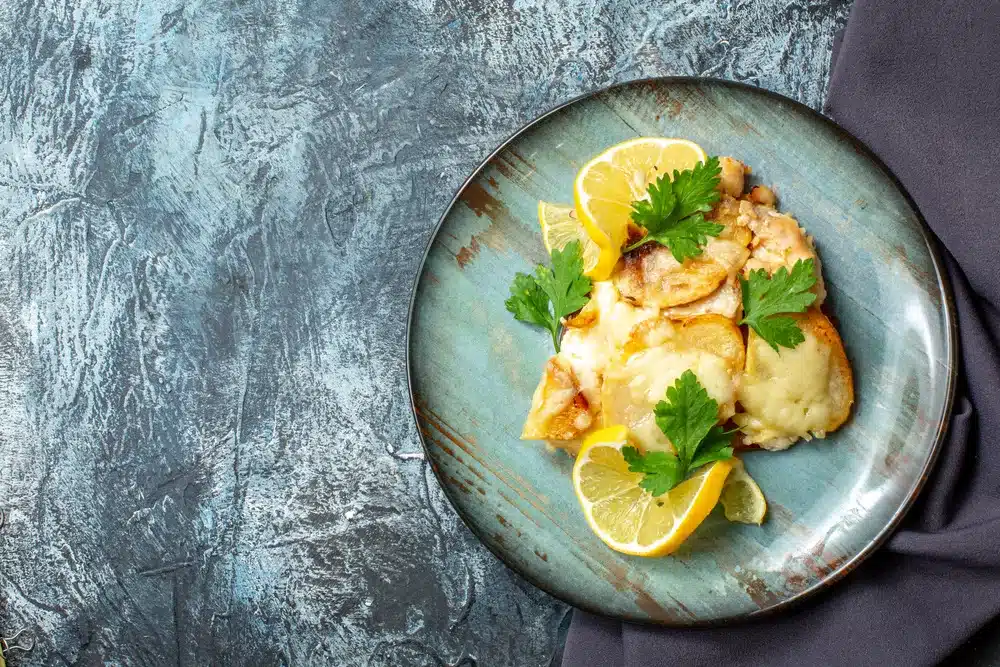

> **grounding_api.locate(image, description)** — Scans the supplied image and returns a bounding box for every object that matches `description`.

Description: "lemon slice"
[574,138,707,281]
[572,425,734,556]
[538,201,603,276]
[719,458,767,525]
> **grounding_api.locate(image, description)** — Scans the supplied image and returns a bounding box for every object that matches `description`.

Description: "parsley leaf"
[537,241,592,323]
[672,157,724,219]
[622,446,682,496]
[739,258,818,351]
[689,425,735,470]
[625,157,724,262]
[629,175,676,233]
[505,273,551,329]
[654,369,722,470]
[620,370,734,497]
[505,240,592,352]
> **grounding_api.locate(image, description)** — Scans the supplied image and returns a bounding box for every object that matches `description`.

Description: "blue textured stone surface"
[0,0,857,664]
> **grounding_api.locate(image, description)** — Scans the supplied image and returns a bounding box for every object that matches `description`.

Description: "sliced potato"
[807,311,854,428]
[735,309,853,450]
[521,355,595,441]
[622,316,678,359]
[664,275,742,320]
[615,244,726,308]
[603,349,737,453]
[614,191,752,310]
[559,281,659,409]
[623,314,744,374]
[523,282,660,445]
[675,314,746,374]
[614,238,748,309]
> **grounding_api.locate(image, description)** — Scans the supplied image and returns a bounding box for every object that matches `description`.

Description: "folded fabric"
[563,1,1000,664]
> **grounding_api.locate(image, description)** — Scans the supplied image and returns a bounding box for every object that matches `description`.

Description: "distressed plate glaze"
[406,78,956,624]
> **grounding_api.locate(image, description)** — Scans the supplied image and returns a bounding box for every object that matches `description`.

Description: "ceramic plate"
[406,78,956,624]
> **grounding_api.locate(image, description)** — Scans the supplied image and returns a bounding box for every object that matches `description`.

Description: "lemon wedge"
[573,138,707,280]
[572,425,733,556]
[538,201,603,276]
[719,458,768,525]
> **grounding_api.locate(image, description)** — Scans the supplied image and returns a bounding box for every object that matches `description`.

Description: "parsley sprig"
[740,258,817,351]
[621,370,733,496]
[624,157,724,262]
[505,240,592,352]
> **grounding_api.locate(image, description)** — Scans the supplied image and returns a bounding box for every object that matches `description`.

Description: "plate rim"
[404,75,959,626]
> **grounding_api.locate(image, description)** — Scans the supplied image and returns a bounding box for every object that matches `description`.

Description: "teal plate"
[406,78,956,624]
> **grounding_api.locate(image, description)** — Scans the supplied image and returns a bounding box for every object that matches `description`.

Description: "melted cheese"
[603,348,735,453]
[735,330,833,449]
[521,355,593,441]
[560,281,657,406]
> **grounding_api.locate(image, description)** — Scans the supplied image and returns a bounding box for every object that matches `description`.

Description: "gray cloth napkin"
[563,0,1000,664]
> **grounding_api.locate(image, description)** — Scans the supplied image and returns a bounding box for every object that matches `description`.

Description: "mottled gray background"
[0,0,995,665]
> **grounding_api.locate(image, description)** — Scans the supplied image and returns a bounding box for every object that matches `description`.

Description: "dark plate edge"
[403,75,959,627]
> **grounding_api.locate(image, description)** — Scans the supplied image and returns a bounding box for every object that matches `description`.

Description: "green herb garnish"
[624,157,724,262]
[505,240,592,352]
[621,370,733,496]
[740,258,818,351]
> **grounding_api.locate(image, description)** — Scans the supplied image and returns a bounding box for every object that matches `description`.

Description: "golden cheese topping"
[560,281,657,406]
[734,309,852,451]
[735,333,832,449]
